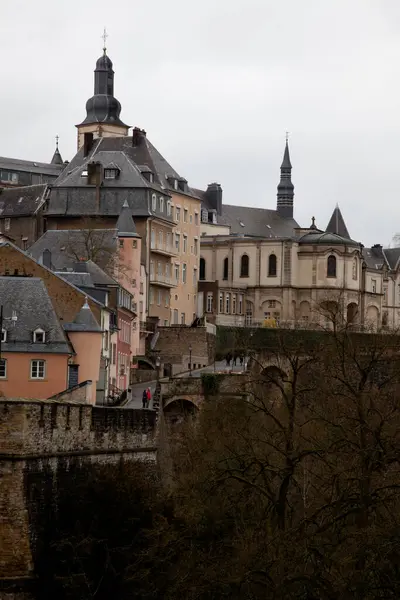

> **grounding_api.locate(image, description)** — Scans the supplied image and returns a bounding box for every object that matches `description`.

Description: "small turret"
[51,135,63,165]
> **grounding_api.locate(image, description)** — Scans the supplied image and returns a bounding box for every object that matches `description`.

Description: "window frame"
[206,292,213,313]
[268,253,277,277]
[33,328,45,343]
[223,257,229,280]
[151,194,157,211]
[327,254,337,278]
[240,254,249,278]
[0,358,6,379]
[31,359,46,380]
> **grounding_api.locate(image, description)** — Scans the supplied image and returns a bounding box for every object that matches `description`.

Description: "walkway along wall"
[0,399,156,598]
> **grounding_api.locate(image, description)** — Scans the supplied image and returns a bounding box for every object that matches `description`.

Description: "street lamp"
[189,344,192,377]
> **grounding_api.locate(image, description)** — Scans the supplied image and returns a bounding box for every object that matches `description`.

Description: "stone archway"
[163,397,199,424]
[347,302,359,325]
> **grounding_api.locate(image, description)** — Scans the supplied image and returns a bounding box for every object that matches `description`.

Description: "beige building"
[197,143,387,332]
[169,192,201,325]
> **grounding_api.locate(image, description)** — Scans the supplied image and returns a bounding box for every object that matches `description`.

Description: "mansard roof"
[0,184,48,217]
[47,132,199,218]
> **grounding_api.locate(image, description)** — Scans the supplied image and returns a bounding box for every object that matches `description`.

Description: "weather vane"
[55,134,59,148]
[102,27,108,52]
[286,131,290,143]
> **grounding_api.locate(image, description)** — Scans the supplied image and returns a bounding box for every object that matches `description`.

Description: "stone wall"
[153,326,215,374]
[47,380,92,404]
[0,399,157,594]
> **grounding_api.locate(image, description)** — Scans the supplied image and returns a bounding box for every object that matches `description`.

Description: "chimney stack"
[42,249,52,269]
[132,127,147,147]
[205,183,223,216]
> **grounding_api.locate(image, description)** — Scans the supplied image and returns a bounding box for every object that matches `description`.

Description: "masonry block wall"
[0,400,157,595]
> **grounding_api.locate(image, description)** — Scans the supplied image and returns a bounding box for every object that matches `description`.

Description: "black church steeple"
[78,31,128,129]
[277,136,294,219]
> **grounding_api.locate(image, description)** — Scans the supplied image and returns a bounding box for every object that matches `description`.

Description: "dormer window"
[141,170,154,183]
[81,169,88,177]
[173,179,179,190]
[33,328,45,343]
[1,329,6,343]
[104,168,119,179]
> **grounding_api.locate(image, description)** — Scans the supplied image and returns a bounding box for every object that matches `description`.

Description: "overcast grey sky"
[1,0,399,245]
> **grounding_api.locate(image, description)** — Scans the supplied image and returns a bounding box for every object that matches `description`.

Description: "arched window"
[268,254,277,277]
[352,258,357,280]
[327,255,337,278]
[223,257,229,280]
[240,254,249,278]
[199,257,206,281]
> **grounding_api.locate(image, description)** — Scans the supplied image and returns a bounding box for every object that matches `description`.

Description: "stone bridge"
[0,399,156,599]
[161,373,250,420]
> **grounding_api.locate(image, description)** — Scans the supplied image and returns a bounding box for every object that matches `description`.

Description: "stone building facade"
[197,143,385,331]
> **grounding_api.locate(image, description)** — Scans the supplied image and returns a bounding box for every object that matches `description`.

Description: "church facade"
[196,143,386,331]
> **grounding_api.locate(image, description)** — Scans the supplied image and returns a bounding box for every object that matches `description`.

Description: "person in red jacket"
[146,387,152,408]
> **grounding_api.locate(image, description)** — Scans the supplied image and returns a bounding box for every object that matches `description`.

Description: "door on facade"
[68,364,79,388]
[173,309,179,324]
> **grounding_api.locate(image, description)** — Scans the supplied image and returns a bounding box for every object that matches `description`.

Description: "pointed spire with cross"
[102,27,108,54]
[55,134,59,149]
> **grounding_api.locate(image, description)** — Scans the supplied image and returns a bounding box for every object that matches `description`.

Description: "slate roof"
[383,248,400,270]
[0,184,48,217]
[299,231,360,247]
[0,156,63,176]
[216,204,299,238]
[28,229,118,273]
[0,277,70,354]
[116,199,139,237]
[63,299,102,333]
[55,272,94,288]
[362,246,386,270]
[326,205,350,239]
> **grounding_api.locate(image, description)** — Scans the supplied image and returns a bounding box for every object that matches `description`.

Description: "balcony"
[150,273,177,288]
[150,241,177,257]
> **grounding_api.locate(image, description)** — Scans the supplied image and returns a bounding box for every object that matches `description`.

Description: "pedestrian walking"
[233,353,237,366]
[142,389,147,409]
[146,387,152,408]
[226,353,232,367]
[239,355,244,366]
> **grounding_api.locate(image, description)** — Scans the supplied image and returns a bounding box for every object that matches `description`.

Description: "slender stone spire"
[277,137,294,219]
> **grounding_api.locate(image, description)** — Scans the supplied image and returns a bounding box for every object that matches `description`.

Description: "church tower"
[276,137,294,219]
[76,32,129,150]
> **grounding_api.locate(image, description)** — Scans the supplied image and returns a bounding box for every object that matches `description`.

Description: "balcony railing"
[150,240,177,257]
[149,273,177,288]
